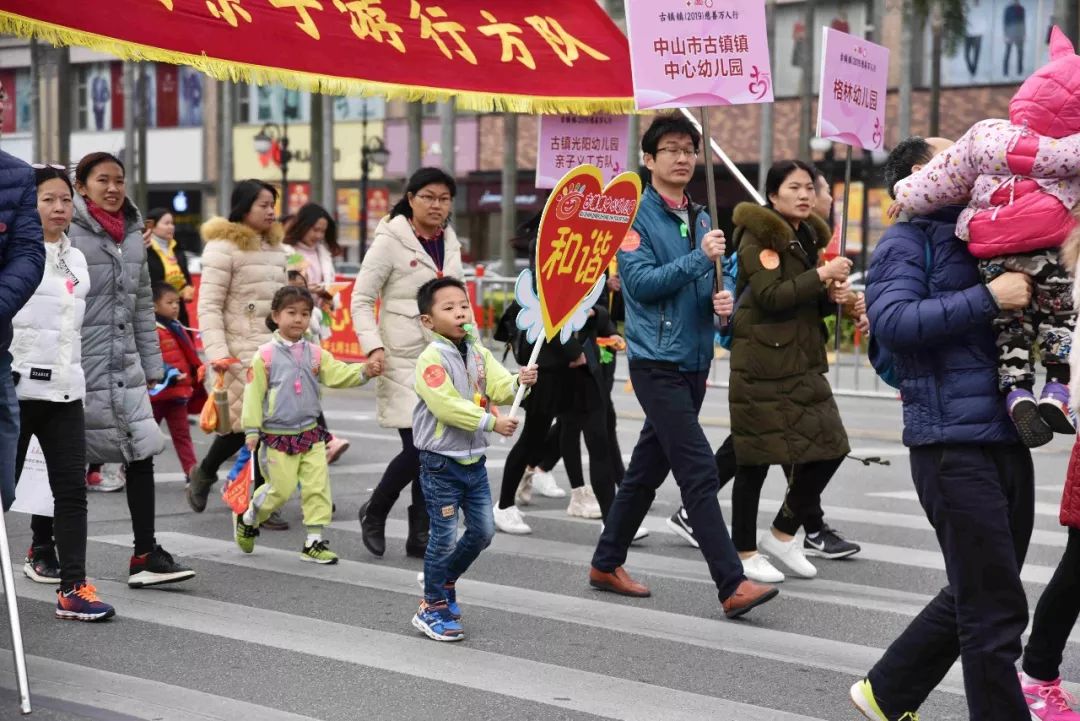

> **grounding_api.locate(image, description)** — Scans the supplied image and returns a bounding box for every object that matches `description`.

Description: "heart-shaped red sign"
[535,165,642,340]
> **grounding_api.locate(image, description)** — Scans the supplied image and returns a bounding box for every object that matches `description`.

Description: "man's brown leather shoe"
[588,566,651,597]
[721,580,779,619]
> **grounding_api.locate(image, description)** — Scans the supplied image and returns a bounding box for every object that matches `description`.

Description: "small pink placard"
[816,28,890,150]
[535,115,631,190]
[624,0,774,110]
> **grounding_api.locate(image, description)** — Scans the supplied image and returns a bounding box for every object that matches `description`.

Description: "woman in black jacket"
[144,207,194,329]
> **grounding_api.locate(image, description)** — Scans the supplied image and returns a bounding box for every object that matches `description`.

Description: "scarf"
[85,197,127,244]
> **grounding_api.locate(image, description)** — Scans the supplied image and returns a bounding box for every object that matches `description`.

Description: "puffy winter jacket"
[0,150,44,354]
[350,214,464,429]
[619,184,717,373]
[197,217,288,433]
[152,317,202,404]
[892,27,1080,258]
[69,193,165,464]
[865,206,1017,447]
[10,234,89,402]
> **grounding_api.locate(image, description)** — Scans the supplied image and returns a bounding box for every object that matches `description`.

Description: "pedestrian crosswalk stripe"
[88,531,970,700]
[11,559,831,721]
[0,653,324,721]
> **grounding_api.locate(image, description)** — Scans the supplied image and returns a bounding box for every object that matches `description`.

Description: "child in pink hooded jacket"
[892,27,1080,449]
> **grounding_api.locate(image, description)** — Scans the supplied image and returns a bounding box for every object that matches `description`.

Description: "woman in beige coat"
[352,167,463,558]
[187,180,287,519]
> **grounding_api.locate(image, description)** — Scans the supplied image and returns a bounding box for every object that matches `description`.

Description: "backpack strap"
[259,344,274,371]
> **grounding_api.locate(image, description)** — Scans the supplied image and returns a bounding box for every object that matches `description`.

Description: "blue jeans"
[418,451,495,604]
[0,352,19,511]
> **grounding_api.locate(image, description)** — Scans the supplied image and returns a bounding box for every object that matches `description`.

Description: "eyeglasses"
[414,193,453,206]
[656,147,699,160]
[31,163,67,171]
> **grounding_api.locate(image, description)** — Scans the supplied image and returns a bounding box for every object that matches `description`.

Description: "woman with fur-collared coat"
[186,180,287,515]
[727,160,853,583]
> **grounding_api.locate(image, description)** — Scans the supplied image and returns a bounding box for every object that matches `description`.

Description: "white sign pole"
[0,505,32,713]
[506,337,544,422]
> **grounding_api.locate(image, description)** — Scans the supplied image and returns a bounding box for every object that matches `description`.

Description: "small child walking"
[411,277,537,641]
[235,286,382,563]
[151,282,204,480]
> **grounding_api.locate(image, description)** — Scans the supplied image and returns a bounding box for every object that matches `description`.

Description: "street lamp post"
[359,103,390,263]
[252,120,292,212]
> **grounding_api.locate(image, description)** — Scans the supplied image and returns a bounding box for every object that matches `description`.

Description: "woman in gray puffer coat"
[68,152,194,589]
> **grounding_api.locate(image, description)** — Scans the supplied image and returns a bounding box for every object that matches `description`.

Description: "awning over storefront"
[0,1,635,114]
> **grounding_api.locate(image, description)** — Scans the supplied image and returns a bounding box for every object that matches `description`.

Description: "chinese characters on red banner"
[162,0,608,71]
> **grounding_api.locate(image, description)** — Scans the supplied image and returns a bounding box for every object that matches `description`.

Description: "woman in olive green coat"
[727,160,854,582]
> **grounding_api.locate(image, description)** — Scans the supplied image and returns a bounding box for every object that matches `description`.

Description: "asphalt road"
[0,373,1074,721]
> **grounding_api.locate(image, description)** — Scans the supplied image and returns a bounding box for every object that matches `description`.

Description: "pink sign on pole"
[624,0,774,110]
[816,28,890,150]
[535,115,631,190]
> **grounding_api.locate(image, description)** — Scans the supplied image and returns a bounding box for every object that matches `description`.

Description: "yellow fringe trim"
[0,12,637,116]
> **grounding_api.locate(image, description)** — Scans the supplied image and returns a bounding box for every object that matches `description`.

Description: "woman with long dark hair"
[283,202,350,463]
[351,167,464,558]
[186,180,288,526]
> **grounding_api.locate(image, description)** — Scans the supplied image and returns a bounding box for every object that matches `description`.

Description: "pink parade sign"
[624,0,774,110]
[816,28,890,150]
[535,115,631,190]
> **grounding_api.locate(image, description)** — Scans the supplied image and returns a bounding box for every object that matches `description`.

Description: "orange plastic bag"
[222,454,254,515]
[200,358,239,434]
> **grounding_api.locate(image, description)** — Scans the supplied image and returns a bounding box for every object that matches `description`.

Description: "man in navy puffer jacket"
[853,137,1039,721]
[0,82,46,511]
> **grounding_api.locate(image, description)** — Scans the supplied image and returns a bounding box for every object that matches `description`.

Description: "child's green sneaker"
[234,514,258,554]
[301,539,338,564]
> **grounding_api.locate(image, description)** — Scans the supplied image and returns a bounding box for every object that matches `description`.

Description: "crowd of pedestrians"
[3,46,1080,715]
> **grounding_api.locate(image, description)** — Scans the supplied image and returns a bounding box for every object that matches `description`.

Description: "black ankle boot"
[405,504,430,558]
[358,498,387,557]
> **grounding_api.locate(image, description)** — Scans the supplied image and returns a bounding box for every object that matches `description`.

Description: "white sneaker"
[740,553,785,583]
[758,532,817,578]
[567,487,602,519]
[493,504,532,534]
[87,465,126,493]
[600,523,650,543]
[515,470,534,506]
[531,470,566,498]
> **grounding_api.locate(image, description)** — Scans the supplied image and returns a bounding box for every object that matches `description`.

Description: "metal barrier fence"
[467,269,898,401]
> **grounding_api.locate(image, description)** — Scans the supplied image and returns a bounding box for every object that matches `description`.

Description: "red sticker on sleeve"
[422,365,447,388]
[620,229,641,252]
[759,249,780,270]
[246,367,254,383]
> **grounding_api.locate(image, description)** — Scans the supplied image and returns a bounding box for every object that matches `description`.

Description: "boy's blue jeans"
[418,451,495,604]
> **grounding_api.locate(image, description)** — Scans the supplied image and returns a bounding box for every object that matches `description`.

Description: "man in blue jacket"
[587,114,778,619]
[0,80,46,511]
[854,137,1037,720]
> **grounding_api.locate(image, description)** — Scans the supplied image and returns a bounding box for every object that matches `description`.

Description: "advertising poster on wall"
[927,0,1056,87]
[771,1,868,98]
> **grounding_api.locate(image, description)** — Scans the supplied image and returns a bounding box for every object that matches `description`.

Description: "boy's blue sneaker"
[444,583,461,620]
[412,600,464,642]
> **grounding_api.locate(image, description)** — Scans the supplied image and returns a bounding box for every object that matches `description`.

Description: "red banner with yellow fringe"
[0,1,635,115]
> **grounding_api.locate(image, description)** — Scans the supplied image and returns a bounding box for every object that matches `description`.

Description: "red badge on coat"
[422,364,447,388]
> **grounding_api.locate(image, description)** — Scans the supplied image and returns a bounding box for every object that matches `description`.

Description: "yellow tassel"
[0,11,639,116]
